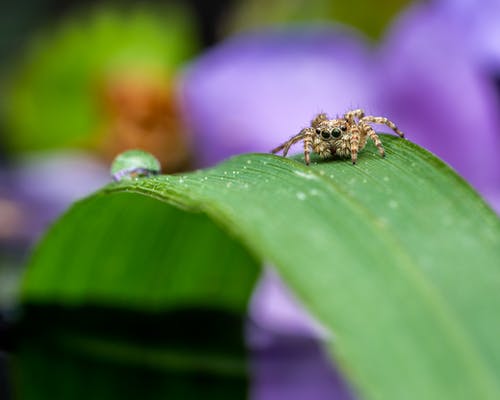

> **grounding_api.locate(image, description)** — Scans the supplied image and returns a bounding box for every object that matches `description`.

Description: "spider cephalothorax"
[271,109,404,165]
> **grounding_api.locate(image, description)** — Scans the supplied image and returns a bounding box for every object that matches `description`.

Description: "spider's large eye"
[321,131,330,139]
[332,128,342,138]
[340,125,347,131]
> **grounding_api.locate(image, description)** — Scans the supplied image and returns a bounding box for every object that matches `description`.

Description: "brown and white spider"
[271,109,404,165]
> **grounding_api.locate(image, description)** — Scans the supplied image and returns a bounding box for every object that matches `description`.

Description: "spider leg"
[358,124,368,150]
[304,134,313,165]
[360,122,385,157]
[344,109,365,124]
[360,116,404,138]
[271,128,312,157]
[311,113,328,129]
[270,142,288,154]
[282,132,308,157]
[271,132,305,155]
[350,125,361,164]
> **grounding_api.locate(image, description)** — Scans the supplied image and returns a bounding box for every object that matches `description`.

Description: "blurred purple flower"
[4,152,109,242]
[181,27,376,167]
[437,0,500,72]
[248,321,355,400]
[375,1,500,210]
[180,7,500,398]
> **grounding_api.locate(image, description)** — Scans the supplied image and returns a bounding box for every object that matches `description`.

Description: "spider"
[271,109,405,165]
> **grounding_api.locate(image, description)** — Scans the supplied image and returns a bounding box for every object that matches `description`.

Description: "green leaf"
[16,195,257,398]
[14,307,249,399]
[18,136,500,399]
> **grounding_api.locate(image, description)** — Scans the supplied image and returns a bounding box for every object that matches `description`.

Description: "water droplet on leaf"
[296,192,306,200]
[110,149,161,181]
[388,200,399,209]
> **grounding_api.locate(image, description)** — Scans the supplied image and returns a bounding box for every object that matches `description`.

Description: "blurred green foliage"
[3,5,198,154]
[225,0,412,39]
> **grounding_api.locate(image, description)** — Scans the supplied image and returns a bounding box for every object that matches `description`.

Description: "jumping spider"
[271,109,404,165]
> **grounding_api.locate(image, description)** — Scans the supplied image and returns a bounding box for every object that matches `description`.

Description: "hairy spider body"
[271,109,404,165]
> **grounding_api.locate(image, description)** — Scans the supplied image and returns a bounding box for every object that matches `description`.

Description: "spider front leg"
[344,109,365,124]
[271,128,312,158]
[349,125,361,164]
[360,116,404,138]
[360,122,385,157]
[303,133,314,165]
[271,133,303,156]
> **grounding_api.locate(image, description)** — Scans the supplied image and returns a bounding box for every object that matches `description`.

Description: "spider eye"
[321,131,330,139]
[340,125,347,131]
[332,128,342,138]
[316,128,321,135]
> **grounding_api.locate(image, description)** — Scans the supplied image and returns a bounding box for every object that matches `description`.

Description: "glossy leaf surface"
[19,136,500,399]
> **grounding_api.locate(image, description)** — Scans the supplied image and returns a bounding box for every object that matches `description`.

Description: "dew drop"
[383,176,390,182]
[294,170,317,180]
[247,160,252,164]
[310,189,319,196]
[296,192,306,200]
[110,149,160,182]
[226,182,233,188]
[388,200,398,209]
